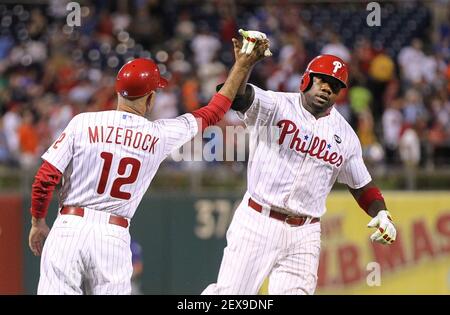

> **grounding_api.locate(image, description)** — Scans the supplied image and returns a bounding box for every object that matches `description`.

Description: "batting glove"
[238,29,273,57]
[367,210,396,245]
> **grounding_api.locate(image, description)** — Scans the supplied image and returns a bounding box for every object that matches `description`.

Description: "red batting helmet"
[116,58,168,99]
[300,54,348,92]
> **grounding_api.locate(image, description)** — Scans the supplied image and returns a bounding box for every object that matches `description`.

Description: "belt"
[248,198,320,226]
[60,206,129,228]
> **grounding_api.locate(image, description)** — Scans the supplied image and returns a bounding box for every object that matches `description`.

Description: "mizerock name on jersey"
[277,119,343,167]
[88,125,160,154]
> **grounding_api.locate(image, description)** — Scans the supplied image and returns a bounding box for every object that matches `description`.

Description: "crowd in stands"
[0,0,449,174]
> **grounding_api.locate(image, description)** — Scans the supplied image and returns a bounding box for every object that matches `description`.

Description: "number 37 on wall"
[194,199,240,240]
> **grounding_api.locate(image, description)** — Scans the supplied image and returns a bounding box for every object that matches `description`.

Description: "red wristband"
[357,187,384,213]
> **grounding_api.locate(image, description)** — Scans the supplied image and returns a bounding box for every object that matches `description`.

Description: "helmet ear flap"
[300,70,311,92]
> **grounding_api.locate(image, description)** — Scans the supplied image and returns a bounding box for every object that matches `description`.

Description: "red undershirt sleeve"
[30,160,63,219]
[191,93,232,132]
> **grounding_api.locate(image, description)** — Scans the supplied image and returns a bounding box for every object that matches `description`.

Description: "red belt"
[60,206,129,228]
[248,198,320,226]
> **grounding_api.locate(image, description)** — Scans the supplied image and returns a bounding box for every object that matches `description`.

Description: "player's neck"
[117,104,145,117]
[117,95,147,117]
[300,93,331,119]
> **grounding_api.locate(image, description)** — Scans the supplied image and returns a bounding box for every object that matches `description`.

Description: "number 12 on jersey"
[97,152,141,200]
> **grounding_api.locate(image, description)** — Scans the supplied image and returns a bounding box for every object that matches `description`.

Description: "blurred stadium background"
[0,0,449,294]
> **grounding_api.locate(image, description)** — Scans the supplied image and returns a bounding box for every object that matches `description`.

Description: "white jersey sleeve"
[337,137,372,189]
[236,84,277,126]
[41,115,78,173]
[156,113,198,155]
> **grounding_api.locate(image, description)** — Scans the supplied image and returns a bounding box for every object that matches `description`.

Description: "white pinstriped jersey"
[42,110,198,219]
[237,84,371,218]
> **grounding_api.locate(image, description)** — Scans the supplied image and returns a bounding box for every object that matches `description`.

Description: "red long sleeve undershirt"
[30,160,62,219]
[191,93,232,132]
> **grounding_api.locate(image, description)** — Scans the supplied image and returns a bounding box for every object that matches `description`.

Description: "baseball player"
[28,37,270,295]
[203,31,397,295]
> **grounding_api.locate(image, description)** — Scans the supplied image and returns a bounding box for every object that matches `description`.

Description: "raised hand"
[232,36,270,70]
[238,29,272,57]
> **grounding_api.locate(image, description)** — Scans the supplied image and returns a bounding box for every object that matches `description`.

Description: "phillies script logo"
[277,120,343,167]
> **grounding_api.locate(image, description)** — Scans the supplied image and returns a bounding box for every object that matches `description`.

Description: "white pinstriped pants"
[38,208,133,295]
[203,192,321,295]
